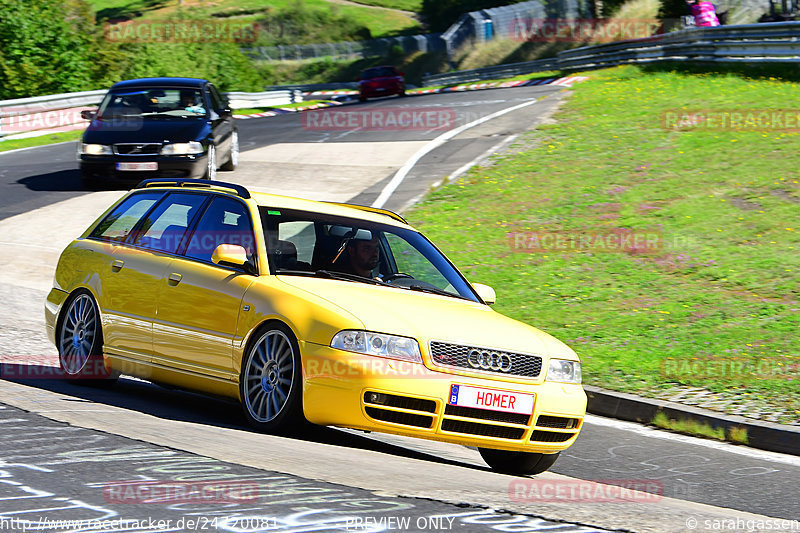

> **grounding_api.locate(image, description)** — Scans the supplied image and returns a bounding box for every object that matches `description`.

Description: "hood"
[83,117,210,145]
[277,276,577,360]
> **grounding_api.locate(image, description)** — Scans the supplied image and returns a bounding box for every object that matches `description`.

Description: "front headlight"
[331,330,422,363]
[160,141,203,155]
[81,143,112,155]
[547,359,582,384]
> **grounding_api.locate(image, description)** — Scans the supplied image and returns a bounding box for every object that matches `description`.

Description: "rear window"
[89,192,163,242]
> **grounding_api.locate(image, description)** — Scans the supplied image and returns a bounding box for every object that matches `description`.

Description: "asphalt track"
[0,86,798,531]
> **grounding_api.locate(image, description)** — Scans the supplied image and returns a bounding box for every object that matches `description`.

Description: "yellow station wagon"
[45,179,586,475]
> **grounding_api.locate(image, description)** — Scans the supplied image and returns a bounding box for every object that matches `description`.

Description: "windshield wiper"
[407,284,468,300]
[315,269,388,286]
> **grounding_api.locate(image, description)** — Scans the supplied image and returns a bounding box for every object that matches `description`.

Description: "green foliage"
[256,1,372,46]
[0,0,98,98]
[0,0,262,99]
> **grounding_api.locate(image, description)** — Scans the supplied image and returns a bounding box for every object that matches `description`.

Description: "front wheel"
[220,131,238,171]
[479,448,560,476]
[204,144,217,180]
[57,290,117,385]
[240,323,304,434]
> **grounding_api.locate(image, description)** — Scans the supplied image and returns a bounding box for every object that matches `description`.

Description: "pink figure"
[687,0,720,27]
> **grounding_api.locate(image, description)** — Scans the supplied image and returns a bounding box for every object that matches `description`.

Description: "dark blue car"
[78,77,238,187]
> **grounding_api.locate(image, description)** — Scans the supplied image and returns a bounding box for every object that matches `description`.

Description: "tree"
[0,0,97,99]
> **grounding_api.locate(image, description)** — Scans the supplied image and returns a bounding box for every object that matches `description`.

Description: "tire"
[220,130,238,171]
[479,448,560,476]
[203,144,217,180]
[359,94,367,102]
[240,322,304,434]
[57,290,117,385]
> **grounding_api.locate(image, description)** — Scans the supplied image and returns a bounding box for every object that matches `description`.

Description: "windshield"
[362,67,396,79]
[260,208,480,303]
[97,88,207,119]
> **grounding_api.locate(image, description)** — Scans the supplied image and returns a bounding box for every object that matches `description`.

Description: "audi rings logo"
[467,349,513,372]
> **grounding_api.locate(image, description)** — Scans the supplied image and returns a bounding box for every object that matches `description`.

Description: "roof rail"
[135,178,251,199]
[325,202,408,224]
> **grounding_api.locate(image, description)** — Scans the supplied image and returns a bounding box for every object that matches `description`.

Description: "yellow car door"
[151,195,258,385]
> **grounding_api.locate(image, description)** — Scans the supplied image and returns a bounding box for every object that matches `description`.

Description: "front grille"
[114,143,162,155]
[364,407,433,429]
[536,415,581,429]
[444,404,530,425]
[363,392,436,413]
[530,430,576,443]
[441,419,525,440]
[430,341,542,378]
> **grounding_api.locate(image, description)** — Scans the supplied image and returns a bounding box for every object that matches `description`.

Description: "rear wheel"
[220,131,238,171]
[479,448,560,476]
[240,323,304,434]
[57,290,117,385]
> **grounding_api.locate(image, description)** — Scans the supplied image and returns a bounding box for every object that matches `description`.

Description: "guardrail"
[423,58,560,86]
[0,89,299,140]
[424,21,800,86]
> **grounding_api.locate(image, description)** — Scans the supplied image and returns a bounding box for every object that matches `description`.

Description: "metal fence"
[424,21,800,86]
[244,34,445,62]
[441,0,594,58]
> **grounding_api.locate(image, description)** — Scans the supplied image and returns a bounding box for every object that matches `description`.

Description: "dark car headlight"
[80,143,113,155]
[160,141,203,155]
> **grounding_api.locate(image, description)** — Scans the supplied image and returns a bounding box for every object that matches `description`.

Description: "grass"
[233,100,333,114]
[652,412,749,444]
[0,130,83,153]
[87,0,420,38]
[345,0,422,11]
[405,64,800,423]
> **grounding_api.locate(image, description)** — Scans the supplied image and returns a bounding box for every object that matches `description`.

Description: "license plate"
[116,162,157,171]
[449,384,534,415]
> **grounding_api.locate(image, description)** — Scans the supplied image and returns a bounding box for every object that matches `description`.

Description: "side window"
[134,193,208,254]
[89,192,163,242]
[207,85,224,111]
[184,196,255,265]
[277,221,316,267]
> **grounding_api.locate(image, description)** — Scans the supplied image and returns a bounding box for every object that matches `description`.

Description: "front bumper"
[300,342,587,453]
[79,154,208,182]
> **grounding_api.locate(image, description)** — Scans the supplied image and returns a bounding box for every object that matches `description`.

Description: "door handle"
[168,272,182,285]
[111,260,124,272]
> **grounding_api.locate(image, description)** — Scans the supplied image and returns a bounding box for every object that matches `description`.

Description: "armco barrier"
[0,89,298,139]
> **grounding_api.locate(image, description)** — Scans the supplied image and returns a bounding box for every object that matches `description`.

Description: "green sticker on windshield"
[267,210,281,216]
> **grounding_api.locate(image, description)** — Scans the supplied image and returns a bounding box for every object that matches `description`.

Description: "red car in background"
[358,66,405,102]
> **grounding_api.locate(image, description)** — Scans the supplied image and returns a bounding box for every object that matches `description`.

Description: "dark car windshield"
[361,67,397,79]
[260,207,480,302]
[98,88,207,119]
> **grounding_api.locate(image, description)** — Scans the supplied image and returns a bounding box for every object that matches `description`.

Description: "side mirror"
[80,110,97,120]
[472,283,496,305]
[212,244,256,275]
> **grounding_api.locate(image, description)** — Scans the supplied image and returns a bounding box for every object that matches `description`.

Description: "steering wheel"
[382,273,414,283]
